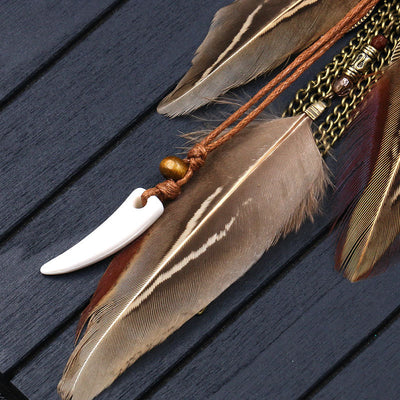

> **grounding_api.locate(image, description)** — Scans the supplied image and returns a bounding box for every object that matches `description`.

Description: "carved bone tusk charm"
[40,188,164,275]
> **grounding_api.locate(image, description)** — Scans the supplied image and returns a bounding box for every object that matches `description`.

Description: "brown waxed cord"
[142,0,380,205]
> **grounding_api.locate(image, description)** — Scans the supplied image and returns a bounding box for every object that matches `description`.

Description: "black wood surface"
[2,1,400,400]
[0,0,116,102]
[314,317,400,400]
[0,0,230,238]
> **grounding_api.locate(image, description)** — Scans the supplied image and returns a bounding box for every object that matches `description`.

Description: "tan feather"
[157,0,361,117]
[58,114,328,400]
[336,60,400,282]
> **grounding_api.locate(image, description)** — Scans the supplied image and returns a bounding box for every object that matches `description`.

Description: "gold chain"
[284,0,400,154]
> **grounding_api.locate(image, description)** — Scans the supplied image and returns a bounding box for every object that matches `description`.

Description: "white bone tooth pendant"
[40,188,164,275]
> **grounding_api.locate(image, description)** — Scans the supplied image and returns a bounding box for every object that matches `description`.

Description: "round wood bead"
[159,156,189,180]
[371,34,388,51]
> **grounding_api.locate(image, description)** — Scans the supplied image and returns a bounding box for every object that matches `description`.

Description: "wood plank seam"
[298,304,400,400]
[3,303,87,381]
[0,0,130,111]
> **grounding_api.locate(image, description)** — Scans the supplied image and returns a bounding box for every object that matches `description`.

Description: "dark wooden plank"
[11,324,76,400]
[0,0,230,238]
[313,317,400,400]
[0,0,117,100]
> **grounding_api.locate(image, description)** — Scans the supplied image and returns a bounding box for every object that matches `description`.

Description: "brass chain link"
[284,0,400,154]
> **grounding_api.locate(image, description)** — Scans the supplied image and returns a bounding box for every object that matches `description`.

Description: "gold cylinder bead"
[159,156,189,180]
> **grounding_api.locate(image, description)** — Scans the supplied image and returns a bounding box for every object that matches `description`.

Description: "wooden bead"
[159,156,189,180]
[371,34,388,51]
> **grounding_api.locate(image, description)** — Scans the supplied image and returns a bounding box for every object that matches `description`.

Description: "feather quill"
[335,60,400,282]
[157,0,361,117]
[58,113,328,399]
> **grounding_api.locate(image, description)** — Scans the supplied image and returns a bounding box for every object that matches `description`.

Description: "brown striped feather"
[58,114,328,400]
[157,0,361,117]
[336,60,400,282]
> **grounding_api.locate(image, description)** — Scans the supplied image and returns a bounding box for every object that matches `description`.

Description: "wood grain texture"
[0,0,116,100]
[0,0,230,238]
[314,318,400,400]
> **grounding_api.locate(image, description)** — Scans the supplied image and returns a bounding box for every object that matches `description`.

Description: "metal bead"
[332,75,354,97]
[159,156,189,180]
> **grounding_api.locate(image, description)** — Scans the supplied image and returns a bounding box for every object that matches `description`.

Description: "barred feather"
[157,0,361,117]
[59,114,328,399]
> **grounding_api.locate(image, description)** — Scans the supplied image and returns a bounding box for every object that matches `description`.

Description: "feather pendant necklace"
[58,111,328,400]
[58,32,392,400]
[42,0,376,276]
[56,1,400,399]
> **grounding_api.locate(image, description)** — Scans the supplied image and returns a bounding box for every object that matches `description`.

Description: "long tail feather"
[58,114,328,399]
[157,0,361,117]
[335,60,400,282]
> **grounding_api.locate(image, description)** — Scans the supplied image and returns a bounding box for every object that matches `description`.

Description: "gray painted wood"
[0,0,116,100]
[314,318,400,400]
[0,0,231,238]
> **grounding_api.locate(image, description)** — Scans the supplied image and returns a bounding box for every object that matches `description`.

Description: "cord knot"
[186,143,207,171]
[141,179,181,205]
